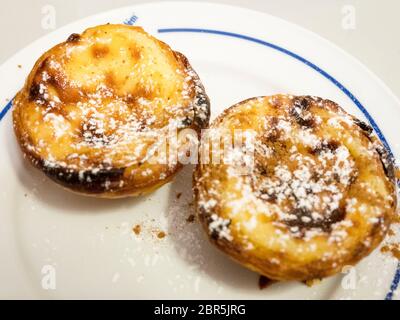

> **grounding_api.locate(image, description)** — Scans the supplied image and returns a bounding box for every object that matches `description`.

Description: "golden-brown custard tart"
[193,95,396,281]
[13,24,210,198]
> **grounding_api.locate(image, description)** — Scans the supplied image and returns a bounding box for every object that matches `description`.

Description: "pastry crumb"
[157,231,166,239]
[132,224,141,235]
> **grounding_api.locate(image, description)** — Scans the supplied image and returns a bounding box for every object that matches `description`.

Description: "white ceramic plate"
[0,1,399,300]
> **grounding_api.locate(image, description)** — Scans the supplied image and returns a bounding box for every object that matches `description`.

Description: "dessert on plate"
[13,24,210,198]
[194,95,396,281]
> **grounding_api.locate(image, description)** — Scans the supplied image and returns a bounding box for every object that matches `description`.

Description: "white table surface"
[1,0,399,100]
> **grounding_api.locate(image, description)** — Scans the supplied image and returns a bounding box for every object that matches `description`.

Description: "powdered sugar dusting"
[194,95,396,275]
[14,24,210,195]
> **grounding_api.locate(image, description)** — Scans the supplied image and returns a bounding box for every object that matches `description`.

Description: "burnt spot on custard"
[375,144,396,181]
[180,116,193,127]
[309,140,340,155]
[105,72,116,88]
[207,216,231,241]
[193,93,211,128]
[79,120,116,146]
[28,83,42,102]
[353,118,373,136]
[39,159,125,194]
[29,56,80,106]
[28,59,49,102]
[91,44,110,59]
[290,97,315,128]
[66,33,81,43]
[258,189,277,203]
[129,45,141,61]
[133,83,154,100]
[285,207,346,234]
[263,117,281,143]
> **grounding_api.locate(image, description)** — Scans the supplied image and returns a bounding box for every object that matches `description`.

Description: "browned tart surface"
[194,95,396,281]
[13,24,210,197]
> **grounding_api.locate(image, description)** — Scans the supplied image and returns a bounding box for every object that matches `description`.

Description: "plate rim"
[0,1,398,300]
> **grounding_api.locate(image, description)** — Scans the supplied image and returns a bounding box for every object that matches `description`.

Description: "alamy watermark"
[41,264,56,290]
[341,5,356,30]
[142,127,256,175]
[41,5,56,30]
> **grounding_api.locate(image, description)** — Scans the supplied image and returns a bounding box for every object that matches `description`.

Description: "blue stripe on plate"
[0,99,13,121]
[386,264,400,300]
[159,27,399,300]
[158,28,392,153]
